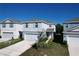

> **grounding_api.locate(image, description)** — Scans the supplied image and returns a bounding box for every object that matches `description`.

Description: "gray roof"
[23,20,53,25]
[0,18,21,24]
[63,18,79,24]
[0,18,54,25]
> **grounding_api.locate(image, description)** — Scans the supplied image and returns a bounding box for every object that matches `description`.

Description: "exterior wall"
[41,23,49,31]
[63,23,79,55]
[41,23,55,32]
[50,24,56,32]
[63,34,79,56]
[64,23,79,31]
[73,29,79,31]
[63,33,68,41]
[23,23,48,32]
[15,24,23,31]
[63,24,79,41]
[0,21,55,41]
[0,24,21,39]
[22,23,55,40]
[63,23,79,41]
[13,24,23,39]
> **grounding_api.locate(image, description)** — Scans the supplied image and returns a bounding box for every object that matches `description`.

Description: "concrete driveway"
[0,40,37,56]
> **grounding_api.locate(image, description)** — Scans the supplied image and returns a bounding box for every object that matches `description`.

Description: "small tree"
[56,24,63,33]
[53,24,63,44]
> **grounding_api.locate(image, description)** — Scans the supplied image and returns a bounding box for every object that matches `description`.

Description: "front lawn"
[0,38,23,49]
[20,40,69,56]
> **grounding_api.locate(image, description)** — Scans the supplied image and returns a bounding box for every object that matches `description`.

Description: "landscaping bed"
[20,39,69,56]
[0,38,23,49]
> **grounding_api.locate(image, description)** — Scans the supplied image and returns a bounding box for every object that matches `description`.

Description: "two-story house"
[63,18,79,56]
[63,18,79,41]
[0,18,55,42]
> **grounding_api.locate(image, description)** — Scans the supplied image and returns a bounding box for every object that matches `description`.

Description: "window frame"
[2,24,6,28]
[9,23,14,28]
[66,24,68,28]
[35,23,38,28]
[25,23,28,28]
[49,25,52,27]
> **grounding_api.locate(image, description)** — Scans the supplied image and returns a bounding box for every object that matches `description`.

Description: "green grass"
[0,38,23,49]
[20,40,69,56]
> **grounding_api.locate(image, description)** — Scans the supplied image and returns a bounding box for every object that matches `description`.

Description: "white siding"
[63,34,68,41]
[0,20,55,41]
[0,24,21,39]
[41,23,49,31]
[23,23,43,32]
[64,23,79,31]
[24,34,38,41]
[42,23,55,32]
[50,24,56,32]
[22,31,38,41]
[66,35,79,56]
[2,32,13,39]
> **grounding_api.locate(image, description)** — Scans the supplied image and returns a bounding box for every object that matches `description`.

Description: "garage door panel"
[2,32,13,39]
[68,37,79,41]
[68,36,79,46]
[24,34,38,41]
[67,35,79,55]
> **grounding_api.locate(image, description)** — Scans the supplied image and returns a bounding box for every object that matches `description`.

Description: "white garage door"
[67,35,79,46]
[2,32,13,39]
[24,34,38,41]
[67,35,79,56]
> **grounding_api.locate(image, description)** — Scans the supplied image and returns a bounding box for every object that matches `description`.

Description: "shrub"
[39,37,48,42]
[32,37,53,49]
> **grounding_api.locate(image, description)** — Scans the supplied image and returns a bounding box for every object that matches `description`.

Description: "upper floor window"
[35,23,38,28]
[9,24,14,28]
[66,24,68,28]
[2,24,6,28]
[25,23,28,28]
[49,25,52,27]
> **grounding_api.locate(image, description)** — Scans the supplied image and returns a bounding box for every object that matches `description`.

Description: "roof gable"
[0,18,18,24]
[4,20,13,23]
[23,18,54,25]
[0,18,54,25]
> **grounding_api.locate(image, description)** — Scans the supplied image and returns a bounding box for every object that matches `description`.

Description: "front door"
[19,31,23,40]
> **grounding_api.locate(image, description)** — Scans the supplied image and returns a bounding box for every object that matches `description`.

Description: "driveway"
[0,40,37,56]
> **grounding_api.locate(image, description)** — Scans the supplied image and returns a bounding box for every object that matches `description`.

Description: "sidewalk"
[0,40,36,56]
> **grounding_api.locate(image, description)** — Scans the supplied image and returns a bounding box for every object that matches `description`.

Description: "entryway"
[19,31,23,40]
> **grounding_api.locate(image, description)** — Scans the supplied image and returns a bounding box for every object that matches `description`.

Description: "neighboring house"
[63,18,79,56]
[0,18,55,41]
[63,18,79,41]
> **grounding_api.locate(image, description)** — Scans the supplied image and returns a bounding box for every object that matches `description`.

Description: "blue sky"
[0,3,79,24]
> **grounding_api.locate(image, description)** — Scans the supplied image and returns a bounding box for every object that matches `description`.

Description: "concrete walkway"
[0,40,37,56]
